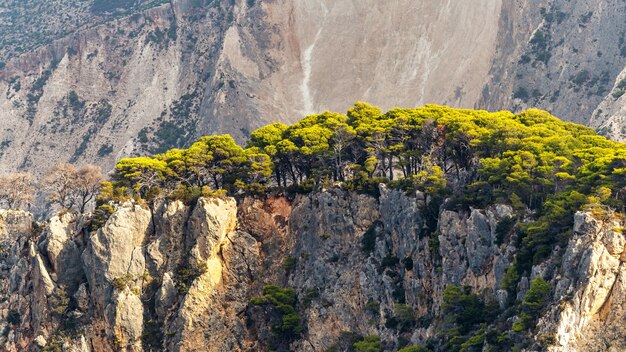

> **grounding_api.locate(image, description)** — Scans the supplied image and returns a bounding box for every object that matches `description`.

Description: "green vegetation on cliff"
[104,103,626,347]
[111,102,626,220]
[111,102,626,216]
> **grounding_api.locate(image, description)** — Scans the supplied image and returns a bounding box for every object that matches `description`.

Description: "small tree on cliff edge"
[0,172,34,210]
[44,163,104,213]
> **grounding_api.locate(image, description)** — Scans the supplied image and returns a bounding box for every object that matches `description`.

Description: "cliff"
[2,187,625,351]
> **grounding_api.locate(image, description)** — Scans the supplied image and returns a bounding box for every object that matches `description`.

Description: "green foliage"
[251,285,303,340]
[381,255,400,268]
[41,334,64,352]
[283,256,296,272]
[112,134,271,202]
[495,216,516,245]
[111,104,626,220]
[104,104,626,311]
[513,87,530,101]
[97,144,114,157]
[301,287,320,308]
[168,185,203,205]
[111,273,135,292]
[49,287,70,317]
[460,330,486,352]
[91,204,115,232]
[440,285,499,351]
[402,256,414,271]
[365,299,380,314]
[428,231,441,265]
[515,277,551,331]
[353,335,382,352]
[501,259,520,297]
[362,221,381,253]
[175,262,207,294]
[91,0,138,14]
[571,70,590,86]
[398,346,431,352]
[326,332,364,352]
[386,303,416,332]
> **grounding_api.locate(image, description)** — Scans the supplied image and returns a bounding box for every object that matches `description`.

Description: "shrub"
[362,221,381,253]
[97,144,114,157]
[381,255,400,268]
[301,287,319,308]
[326,332,363,352]
[353,335,382,352]
[501,260,520,298]
[429,232,441,260]
[571,70,590,85]
[398,346,431,352]
[111,273,135,291]
[250,285,303,339]
[402,256,414,271]
[169,185,203,205]
[495,216,516,245]
[283,256,296,272]
[365,299,380,314]
[515,277,551,331]
[391,303,416,332]
[513,87,529,101]
[440,285,499,350]
[91,204,115,232]
[49,287,70,316]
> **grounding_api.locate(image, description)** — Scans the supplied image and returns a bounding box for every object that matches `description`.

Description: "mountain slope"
[0,0,625,176]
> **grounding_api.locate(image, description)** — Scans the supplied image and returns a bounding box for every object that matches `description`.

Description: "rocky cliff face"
[2,188,625,351]
[538,212,626,351]
[1,0,626,176]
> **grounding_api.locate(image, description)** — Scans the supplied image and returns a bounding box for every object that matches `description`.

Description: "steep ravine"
[1,188,626,351]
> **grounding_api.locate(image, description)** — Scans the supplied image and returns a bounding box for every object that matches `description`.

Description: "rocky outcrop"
[1,190,626,351]
[263,187,517,351]
[536,211,626,351]
[82,203,151,351]
[0,197,260,351]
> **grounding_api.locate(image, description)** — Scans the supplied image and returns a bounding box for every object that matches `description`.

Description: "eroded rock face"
[2,191,626,351]
[81,203,151,351]
[536,212,626,351]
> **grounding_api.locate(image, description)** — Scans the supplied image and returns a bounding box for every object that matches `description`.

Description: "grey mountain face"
[0,0,625,175]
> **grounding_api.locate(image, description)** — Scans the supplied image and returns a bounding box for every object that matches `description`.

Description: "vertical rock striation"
[0,190,626,350]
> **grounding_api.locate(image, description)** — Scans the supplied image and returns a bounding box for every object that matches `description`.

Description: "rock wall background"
[1,0,626,176]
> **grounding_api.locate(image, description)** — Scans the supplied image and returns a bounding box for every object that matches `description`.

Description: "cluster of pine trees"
[111,102,626,214]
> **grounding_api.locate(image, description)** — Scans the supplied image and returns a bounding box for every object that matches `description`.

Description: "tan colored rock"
[83,203,151,308]
[166,197,259,352]
[545,211,626,351]
[188,197,237,269]
[82,202,151,350]
[108,291,144,352]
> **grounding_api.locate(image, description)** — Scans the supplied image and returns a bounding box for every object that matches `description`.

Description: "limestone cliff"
[1,0,626,176]
[2,188,626,351]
